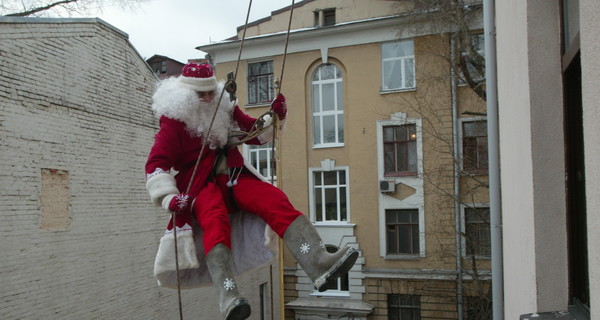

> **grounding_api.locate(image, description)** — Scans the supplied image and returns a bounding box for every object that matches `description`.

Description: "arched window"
[312,63,344,147]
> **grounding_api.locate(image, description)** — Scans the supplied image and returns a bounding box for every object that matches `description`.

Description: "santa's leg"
[195,182,250,320]
[232,174,358,292]
[206,244,251,320]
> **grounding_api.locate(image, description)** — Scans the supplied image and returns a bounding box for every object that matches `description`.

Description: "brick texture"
[0,17,275,320]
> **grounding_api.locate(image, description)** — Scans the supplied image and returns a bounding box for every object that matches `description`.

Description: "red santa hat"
[178,63,217,92]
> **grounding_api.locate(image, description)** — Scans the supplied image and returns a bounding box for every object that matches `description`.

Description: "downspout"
[483,0,504,319]
[451,33,464,320]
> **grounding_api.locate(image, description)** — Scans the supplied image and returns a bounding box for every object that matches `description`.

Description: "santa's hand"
[167,194,191,214]
[271,94,287,120]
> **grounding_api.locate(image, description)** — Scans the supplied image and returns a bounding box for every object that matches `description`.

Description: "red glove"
[168,194,191,214]
[271,94,287,120]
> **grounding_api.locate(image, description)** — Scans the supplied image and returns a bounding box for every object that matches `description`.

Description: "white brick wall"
[0,17,277,320]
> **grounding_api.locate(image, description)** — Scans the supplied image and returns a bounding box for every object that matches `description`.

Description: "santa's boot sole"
[314,247,359,292]
[225,298,251,320]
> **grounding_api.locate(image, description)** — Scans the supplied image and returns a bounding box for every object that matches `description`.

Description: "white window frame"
[312,63,344,148]
[460,203,491,259]
[381,39,416,92]
[243,143,277,184]
[308,165,350,225]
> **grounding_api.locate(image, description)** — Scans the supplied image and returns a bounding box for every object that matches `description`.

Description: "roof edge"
[0,16,128,38]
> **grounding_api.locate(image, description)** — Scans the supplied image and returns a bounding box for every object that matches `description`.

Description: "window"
[321,245,349,291]
[386,209,419,255]
[259,283,268,320]
[313,170,348,222]
[312,64,344,147]
[248,143,276,181]
[388,294,421,320]
[383,124,417,176]
[248,61,274,105]
[464,207,491,257]
[460,33,485,83]
[462,120,488,172]
[382,40,415,91]
[465,296,492,320]
[314,8,335,27]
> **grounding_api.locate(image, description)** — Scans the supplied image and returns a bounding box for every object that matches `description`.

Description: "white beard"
[151,78,236,149]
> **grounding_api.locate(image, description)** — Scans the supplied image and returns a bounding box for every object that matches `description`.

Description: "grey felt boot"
[206,244,251,320]
[283,215,358,292]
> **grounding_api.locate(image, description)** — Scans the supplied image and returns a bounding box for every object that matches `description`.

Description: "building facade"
[199,1,489,319]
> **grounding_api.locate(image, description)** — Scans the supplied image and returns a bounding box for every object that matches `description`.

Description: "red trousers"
[193,173,302,254]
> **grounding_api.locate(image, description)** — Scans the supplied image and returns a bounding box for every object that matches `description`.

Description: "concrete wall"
[581,0,600,318]
[0,17,275,320]
[496,1,568,318]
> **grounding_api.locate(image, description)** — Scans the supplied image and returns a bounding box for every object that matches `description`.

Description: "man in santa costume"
[145,62,358,320]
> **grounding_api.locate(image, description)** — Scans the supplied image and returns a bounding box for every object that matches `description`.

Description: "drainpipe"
[451,32,464,320]
[483,0,504,319]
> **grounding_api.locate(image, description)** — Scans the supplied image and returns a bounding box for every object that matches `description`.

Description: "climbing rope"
[171,0,296,319]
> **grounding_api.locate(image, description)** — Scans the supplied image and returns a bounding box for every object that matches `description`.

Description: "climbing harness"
[170,1,296,319]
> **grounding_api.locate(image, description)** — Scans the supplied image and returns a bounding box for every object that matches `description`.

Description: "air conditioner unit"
[379,180,396,193]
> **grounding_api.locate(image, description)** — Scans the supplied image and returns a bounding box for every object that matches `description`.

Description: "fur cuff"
[154,224,200,283]
[146,173,179,206]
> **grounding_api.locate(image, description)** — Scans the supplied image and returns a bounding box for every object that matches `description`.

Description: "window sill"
[310,290,351,298]
[461,169,489,177]
[384,254,423,260]
[384,172,418,178]
[245,102,271,109]
[313,222,356,228]
[313,143,344,149]
[380,87,416,95]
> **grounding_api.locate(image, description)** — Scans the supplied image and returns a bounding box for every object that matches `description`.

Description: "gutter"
[483,0,504,319]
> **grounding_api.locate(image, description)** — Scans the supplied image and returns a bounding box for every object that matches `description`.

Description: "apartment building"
[198,1,488,319]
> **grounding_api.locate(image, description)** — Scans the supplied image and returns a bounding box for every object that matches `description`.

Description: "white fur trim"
[146,173,179,206]
[151,80,236,149]
[179,75,217,92]
[161,194,176,212]
[257,114,287,144]
[154,224,200,284]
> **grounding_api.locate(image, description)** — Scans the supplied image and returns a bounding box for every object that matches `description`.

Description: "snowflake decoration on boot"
[224,278,236,291]
[300,243,310,254]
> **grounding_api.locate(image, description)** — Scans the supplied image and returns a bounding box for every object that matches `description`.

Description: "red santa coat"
[145,78,280,289]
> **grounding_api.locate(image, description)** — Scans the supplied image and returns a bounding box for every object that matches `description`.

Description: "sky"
[81,0,296,63]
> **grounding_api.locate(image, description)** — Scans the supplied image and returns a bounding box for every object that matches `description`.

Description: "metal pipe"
[451,32,464,320]
[483,0,504,319]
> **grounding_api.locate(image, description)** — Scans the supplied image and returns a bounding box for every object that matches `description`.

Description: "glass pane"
[386,210,397,224]
[320,64,335,80]
[405,58,415,88]
[313,116,321,145]
[383,60,401,90]
[336,81,343,110]
[315,188,323,222]
[249,63,260,75]
[397,143,407,171]
[338,171,346,184]
[323,171,337,185]
[382,41,413,59]
[312,69,320,81]
[314,171,322,185]
[259,77,269,102]
[464,121,487,137]
[340,187,347,221]
[412,225,419,253]
[407,141,417,172]
[384,144,395,173]
[387,227,397,254]
[323,115,336,143]
[322,83,335,111]
[384,127,395,142]
[338,114,344,143]
[325,188,337,221]
[312,84,320,112]
[248,79,257,104]
[396,126,407,140]
[398,225,410,253]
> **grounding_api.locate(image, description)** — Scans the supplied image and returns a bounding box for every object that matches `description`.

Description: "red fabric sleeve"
[232,105,263,145]
[145,116,184,175]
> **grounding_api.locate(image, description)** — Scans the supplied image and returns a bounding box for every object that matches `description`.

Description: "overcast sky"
[87,0,295,62]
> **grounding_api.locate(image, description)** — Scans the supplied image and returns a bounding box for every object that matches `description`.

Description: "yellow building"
[199,1,488,319]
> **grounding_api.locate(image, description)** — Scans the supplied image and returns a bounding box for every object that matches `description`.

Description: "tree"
[386,1,491,319]
[1,0,145,17]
